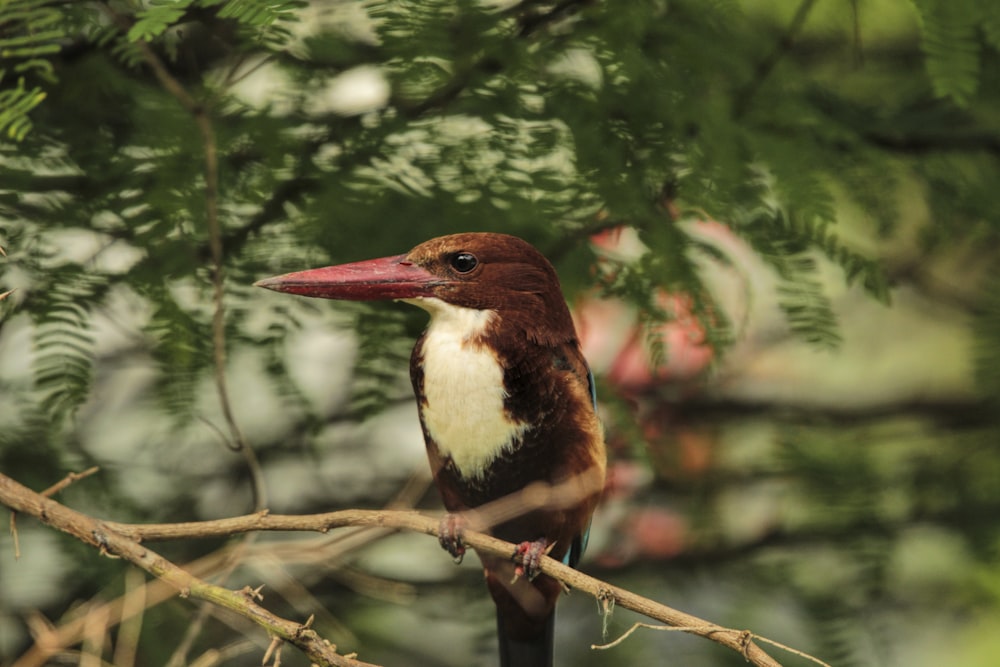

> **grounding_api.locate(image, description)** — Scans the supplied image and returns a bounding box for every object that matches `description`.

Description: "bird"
[256,232,606,667]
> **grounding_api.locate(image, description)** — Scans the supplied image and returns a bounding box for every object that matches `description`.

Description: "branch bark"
[0,471,802,667]
[0,473,375,667]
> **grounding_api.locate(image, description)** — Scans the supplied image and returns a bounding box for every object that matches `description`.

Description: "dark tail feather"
[496,610,554,667]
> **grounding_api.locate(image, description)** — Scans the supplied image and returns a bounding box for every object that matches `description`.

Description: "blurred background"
[2,1,1000,665]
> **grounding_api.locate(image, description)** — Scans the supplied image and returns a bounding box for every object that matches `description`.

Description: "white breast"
[405,297,527,478]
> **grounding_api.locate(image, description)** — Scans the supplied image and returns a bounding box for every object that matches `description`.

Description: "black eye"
[450,252,478,274]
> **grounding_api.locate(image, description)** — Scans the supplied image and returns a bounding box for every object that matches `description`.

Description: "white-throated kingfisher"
[256,233,606,667]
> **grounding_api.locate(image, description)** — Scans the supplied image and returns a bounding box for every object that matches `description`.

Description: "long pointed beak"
[254,254,445,301]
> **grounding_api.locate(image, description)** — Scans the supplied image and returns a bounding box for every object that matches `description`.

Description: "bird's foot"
[511,538,552,583]
[438,514,467,564]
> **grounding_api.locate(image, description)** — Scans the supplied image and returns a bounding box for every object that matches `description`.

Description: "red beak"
[254,254,445,301]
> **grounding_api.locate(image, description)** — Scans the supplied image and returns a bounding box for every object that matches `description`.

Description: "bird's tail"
[496,609,554,667]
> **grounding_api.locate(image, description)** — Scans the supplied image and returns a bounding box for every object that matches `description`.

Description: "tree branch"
[733,0,819,119]
[0,471,810,667]
[513,0,594,37]
[0,473,373,667]
[99,1,266,510]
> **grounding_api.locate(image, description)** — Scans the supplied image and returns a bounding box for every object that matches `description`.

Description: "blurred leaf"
[911,0,982,106]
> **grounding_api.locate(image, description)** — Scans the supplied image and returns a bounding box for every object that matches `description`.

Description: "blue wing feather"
[587,365,598,412]
[563,364,598,568]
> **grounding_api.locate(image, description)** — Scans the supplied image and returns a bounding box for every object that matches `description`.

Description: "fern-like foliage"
[0,0,63,140]
[127,0,197,43]
[128,0,303,48]
[29,270,109,421]
[776,209,890,305]
[348,305,417,419]
[8,0,984,424]
[0,78,46,141]
[737,208,843,348]
[214,0,306,48]
[910,0,992,107]
[143,286,216,420]
[3,2,1000,665]
[5,0,992,432]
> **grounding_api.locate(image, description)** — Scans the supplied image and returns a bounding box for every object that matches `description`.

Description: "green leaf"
[0,0,64,140]
[127,0,195,43]
[29,271,107,422]
[0,81,46,140]
[911,0,982,106]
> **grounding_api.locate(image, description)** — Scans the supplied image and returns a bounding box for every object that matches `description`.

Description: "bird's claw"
[511,538,550,583]
[438,514,467,564]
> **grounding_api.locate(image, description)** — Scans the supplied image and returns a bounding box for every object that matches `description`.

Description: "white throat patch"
[404,297,527,478]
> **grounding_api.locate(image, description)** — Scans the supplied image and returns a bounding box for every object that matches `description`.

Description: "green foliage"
[910,0,991,107]
[127,0,197,43]
[0,78,46,141]
[757,242,844,348]
[128,0,304,48]
[29,269,107,422]
[768,416,1000,667]
[143,285,216,419]
[214,0,306,45]
[2,2,999,665]
[349,305,417,419]
[735,205,890,347]
[0,0,63,140]
[1,0,995,425]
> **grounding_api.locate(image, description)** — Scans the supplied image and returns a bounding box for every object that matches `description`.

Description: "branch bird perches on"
[0,470,826,667]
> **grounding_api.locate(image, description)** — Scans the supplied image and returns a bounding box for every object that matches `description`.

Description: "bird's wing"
[562,356,599,569]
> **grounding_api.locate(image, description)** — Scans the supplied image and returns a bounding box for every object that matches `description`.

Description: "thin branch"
[593,623,832,667]
[189,638,260,666]
[9,466,100,559]
[99,1,266,510]
[733,0,819,118]
[593,622,721,650]
[164,532,262,667]
[0,472,811,667]
[112,568,146,667]
[0,474,375,667]
[514,0,594,37]
[8,473,430,666]
[40,466,101,497]
[80,603,109,667]
[11,548,238,667]
[101,12,274,659]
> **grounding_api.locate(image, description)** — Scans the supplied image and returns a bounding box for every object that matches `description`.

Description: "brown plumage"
[256,232,606,666]
[404,234,605,665]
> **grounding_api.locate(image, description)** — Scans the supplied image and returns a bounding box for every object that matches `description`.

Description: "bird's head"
[256,232,577,346]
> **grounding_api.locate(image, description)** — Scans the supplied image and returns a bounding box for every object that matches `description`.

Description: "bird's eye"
[450,252,478,274]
